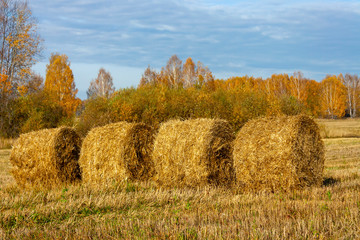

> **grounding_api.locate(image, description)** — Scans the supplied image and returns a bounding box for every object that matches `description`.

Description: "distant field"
[0,119,359,239]
[0,149,12,187]
[317,118,360,138]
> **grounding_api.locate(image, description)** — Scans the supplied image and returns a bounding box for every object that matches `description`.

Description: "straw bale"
[152,118,235,188]
[79,121,154,184]
[10,127,81,188]
[233,115,325,192]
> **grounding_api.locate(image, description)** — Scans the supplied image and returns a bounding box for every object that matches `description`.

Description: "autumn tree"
[0,72,12,136]
[44,53,80,116]
[17,71,43,96]
[138,56,216,89]
[164,54,182,87]
[223,76,261,92]
[304,79,322,116]
[264,74,290,98]
[182,57,196,88]
[289,71,307,102]
[342,73,359,118]
[87,68,115,99]
[0,72,11,96]
[320,75,346,118]
[0,0,42,92]
[139,65,157,87]
[196,61,214,87]
[0,0,42,136]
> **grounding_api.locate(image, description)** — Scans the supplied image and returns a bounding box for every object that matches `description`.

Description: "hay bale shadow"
[322,177,339,186]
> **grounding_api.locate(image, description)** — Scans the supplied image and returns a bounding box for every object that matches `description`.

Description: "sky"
[29,0,360,99]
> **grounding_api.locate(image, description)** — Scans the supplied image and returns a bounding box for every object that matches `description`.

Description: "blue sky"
[30,0,360,99]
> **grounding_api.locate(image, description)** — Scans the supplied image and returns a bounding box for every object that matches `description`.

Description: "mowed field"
[0,119,359,239]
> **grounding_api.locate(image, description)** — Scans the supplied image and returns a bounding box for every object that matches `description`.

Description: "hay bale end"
[233,115,325,192]
[10,127,81,188]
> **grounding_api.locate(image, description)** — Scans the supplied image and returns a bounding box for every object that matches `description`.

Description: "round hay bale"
[233,115,325,192]
[152,118,235,188]
[79,121,155,184]
[10,127,81,188]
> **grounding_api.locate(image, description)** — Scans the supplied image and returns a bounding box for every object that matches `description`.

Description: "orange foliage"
[265,73,290,98]
[222,76,262,92]
[304,80,322,116]
[17,85,28,96]
[0,74,11,95]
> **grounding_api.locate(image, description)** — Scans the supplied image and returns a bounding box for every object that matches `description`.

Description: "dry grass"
[0,149,13,188]
[0,138,16,149]
[0,119,359,239]
[317,118,360,138]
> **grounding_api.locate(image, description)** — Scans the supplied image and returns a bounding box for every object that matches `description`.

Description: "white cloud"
[130,20,177,32]
[29,0,360,86]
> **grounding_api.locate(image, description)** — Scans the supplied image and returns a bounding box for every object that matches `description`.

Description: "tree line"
[1,0,359,138]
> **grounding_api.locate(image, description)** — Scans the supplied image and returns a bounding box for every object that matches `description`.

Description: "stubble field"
[0,119,359,239]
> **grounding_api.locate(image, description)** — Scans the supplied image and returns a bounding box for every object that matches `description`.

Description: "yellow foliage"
[44,53,80,116]
[320,75,347,118]
[3,3,42,86]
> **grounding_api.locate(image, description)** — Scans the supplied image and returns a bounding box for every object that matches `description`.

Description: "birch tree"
[164,54,182,87]
[290,71,307,102]
[196,61,214,87]
[139,65,157,87]
[343,73,359,118]
[87,68,115,99]
[320,75,346,118]
[182,57,196,88]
